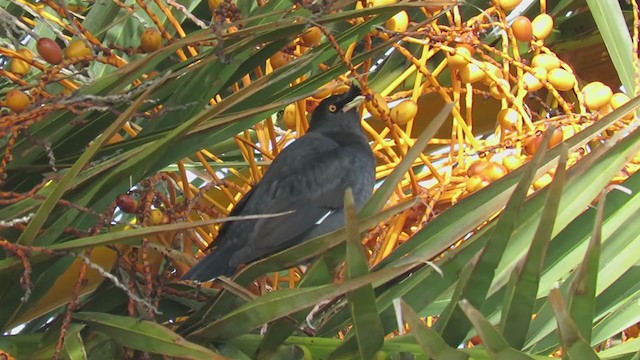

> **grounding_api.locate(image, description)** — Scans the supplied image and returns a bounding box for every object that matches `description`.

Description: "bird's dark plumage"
[183,85,375,281]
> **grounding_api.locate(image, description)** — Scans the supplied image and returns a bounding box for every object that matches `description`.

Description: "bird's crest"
[333,84,361,109]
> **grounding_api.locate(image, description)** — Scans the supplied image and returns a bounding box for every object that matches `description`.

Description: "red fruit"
[524,127,563,155]
[37,38,63,65]
[466,160,491,177]
[524,134,543,155]
[549,127,564,147]
[116,194,139,213]
[511,16,533,42]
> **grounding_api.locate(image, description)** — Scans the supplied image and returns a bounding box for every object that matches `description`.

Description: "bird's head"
[309,84,365,132]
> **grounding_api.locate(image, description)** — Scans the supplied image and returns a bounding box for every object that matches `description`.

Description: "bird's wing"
[228,140,367,266]
[210,133,339,262]
[204,186,256,251]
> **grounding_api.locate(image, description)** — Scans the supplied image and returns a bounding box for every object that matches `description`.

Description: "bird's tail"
[181,248,236,281]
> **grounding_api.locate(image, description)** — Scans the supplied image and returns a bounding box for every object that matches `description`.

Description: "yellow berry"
[149,209,168,225]
[533,173,553,190]
[497,0,522,11]
[332,84,351,95]
[481,62,503,85]
[598,103,613,117]
[301,27,322,47]
[370,0,396,6]
[208,0,222,11]
[353,1,366,24]
[582,81,613,111]
[547,68,575,91]
[365,92,390,121]
[313,81,336,100]
[269,51,290,69]
[5,89,30,113]
[140,29,162,53]
[10,48,33,76]
[64,39,92,59]
[490,79,511,99]
[502,154,524,172]
[448,46,472,69]
[497,108,521,131]
[466,174,491,193]
[610,92,630,109]
[385,11,409,33]
[480,162,509,181]
[459,63,485,83]
[283,103,297,130]
[532,14,554,40]
[531,53,561,72]
[610,92,633,120]
[390,99,418,125]
[522,67,547,92]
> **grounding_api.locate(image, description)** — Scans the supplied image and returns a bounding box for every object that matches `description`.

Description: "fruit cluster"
[2,0,638,217]
[2,25,167,116]
[274,0,638,205]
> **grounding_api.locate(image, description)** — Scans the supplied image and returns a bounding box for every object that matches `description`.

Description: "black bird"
[183,85,375,281]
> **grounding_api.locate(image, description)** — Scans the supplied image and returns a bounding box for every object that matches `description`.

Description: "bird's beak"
[342,95,365,112]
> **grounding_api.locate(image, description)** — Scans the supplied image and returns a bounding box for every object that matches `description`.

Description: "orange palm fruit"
[140,29,162,53]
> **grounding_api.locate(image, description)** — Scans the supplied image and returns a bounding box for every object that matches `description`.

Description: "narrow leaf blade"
[548,290,600,360]
[400,300,468,360]
[331,189,384,359]
[500,146,569,348]
[73,312,224,360]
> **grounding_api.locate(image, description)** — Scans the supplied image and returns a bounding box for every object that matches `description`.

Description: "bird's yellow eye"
[328,104,337,112]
